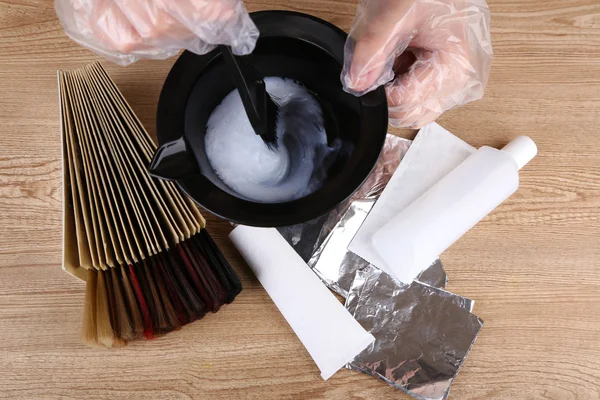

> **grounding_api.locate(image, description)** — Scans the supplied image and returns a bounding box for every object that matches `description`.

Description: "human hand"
[55,0,258,65]
[342,0,493,128]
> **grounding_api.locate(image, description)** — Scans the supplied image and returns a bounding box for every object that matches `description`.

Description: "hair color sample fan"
[59,62,242,347]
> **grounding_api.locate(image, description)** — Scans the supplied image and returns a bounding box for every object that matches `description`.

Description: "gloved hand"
[342,0,493,128]
[55,0,258,65]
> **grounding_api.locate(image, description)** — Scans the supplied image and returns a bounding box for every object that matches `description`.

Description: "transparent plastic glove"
[342,0,493,128]
[55,0,259,66]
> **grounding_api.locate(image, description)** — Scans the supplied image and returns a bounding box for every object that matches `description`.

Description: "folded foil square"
[346,266,482,400]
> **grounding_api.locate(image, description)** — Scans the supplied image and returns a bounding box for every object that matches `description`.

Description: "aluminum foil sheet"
[308,199,376,297]
[415,260,447,290]
[346,266,482,400]
[308,198,447,297]
[278,134,447,297]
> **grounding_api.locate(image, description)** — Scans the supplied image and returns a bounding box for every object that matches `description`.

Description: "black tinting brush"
[219,45,280,150]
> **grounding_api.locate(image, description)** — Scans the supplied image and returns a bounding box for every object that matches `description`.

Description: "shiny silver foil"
[346,266,482,400]
[279,134,447,296]
[415,260,447,290]
[308,199,375,297]
[308,199,447,297]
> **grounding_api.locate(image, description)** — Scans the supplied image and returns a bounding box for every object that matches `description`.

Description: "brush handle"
[219,45,269,138]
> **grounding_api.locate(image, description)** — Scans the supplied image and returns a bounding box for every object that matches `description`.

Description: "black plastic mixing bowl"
[151,11,388,227]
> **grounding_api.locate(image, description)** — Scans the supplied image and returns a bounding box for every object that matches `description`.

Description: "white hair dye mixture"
[205,77,336,203]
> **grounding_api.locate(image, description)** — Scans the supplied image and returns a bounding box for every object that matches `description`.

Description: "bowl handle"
[149,137,199,181]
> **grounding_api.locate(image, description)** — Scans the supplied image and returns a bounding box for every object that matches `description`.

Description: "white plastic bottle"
[372,136,538,284]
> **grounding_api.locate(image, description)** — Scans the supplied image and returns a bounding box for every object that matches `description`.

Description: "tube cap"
[502,136,537,170]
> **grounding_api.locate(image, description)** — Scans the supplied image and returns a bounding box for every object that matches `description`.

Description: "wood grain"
[1,0,599,399]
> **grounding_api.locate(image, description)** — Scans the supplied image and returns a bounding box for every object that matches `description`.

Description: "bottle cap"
[502,136,537,170]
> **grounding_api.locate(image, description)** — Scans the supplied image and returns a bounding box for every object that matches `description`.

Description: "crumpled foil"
[346,266,482,400]
[279,134,447,296]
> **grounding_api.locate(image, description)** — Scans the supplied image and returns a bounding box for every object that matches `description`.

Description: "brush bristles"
[263,95,280,150]
[80,229,242,348]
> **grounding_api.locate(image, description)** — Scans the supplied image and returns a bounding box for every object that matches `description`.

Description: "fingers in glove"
[154,0,258,55]
[112,0,193,45]
[386,0,492,128]
[55,0,258,64]
[341,0,493,128]
[89,0,149,53]
[387,48,476,128]
[342,0,420,95]
[56,0,144,55]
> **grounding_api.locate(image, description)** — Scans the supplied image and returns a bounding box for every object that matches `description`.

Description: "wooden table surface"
[1,0,599,399]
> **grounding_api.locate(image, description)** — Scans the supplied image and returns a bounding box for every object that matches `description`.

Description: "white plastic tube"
[372,136,537,284]
[230,226,375,380]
